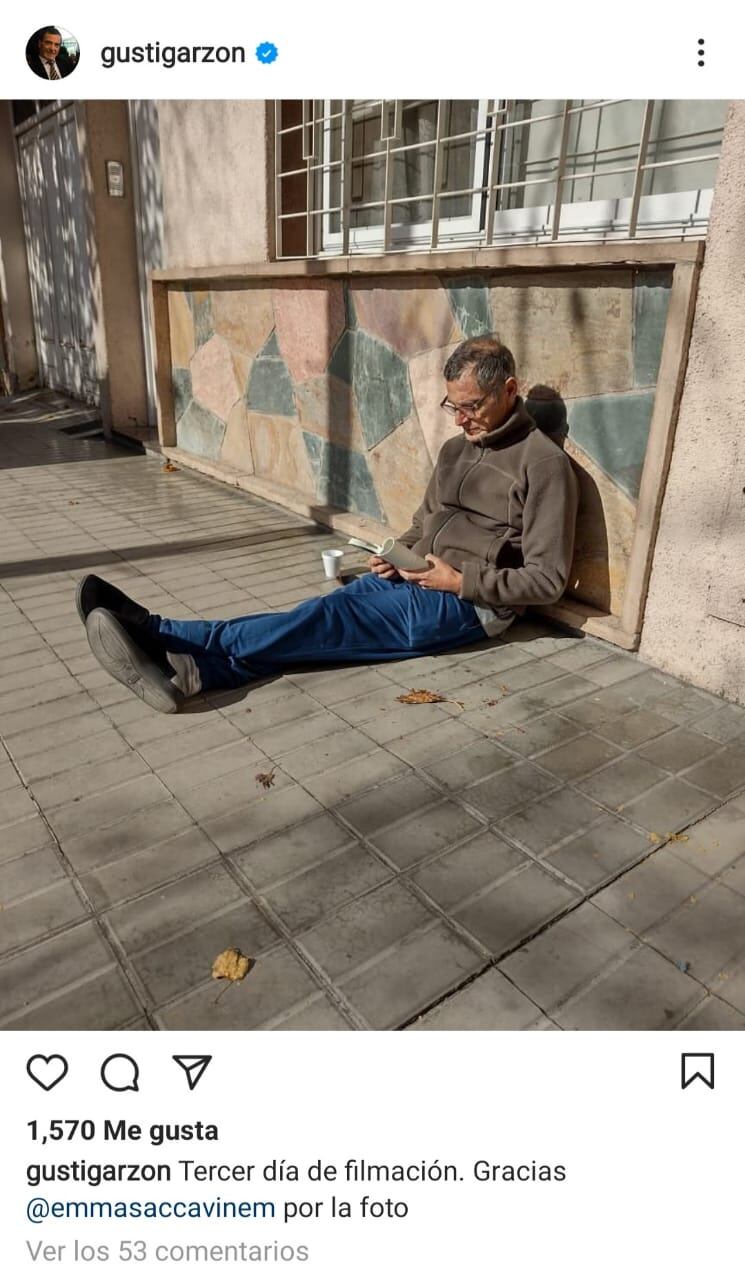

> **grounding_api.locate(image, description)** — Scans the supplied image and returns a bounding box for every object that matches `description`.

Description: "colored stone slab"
[566,391,655,501]
[176,399,226,461]
[633,269,673,387]
[220,400,255,474]
[190,333,243,424]
[168,290,196,367]
[563,437,637,615]
[328,330,412,449]
[445,276,493,338]
[272,281,346,382]
[489,272,634,398]
[294,374,367,454]
[247,332,296,418]
[171,367,192,423]
[187,290,214,348]
[367,415,432,532]
[350,276,459,357]
[211,286,275,357]
[249,414,316,494]
[303,432,383,521]
[408,343,461,464]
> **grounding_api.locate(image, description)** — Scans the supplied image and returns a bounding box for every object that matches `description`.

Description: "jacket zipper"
[432,442,486,556]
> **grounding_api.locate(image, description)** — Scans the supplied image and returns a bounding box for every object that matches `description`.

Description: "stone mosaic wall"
[168,267,672,617]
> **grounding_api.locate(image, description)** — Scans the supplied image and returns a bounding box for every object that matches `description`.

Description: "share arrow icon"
[172,1055,212,1091]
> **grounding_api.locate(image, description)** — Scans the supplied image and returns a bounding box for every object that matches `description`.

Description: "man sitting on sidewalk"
[78,337,579,714]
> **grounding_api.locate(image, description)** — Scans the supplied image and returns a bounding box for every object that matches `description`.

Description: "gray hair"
[443,336,516,390]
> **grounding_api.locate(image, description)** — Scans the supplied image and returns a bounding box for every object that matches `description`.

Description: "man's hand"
[368,554,398,580]
[399,555,463,595]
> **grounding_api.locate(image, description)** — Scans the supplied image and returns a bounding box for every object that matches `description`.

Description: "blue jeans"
[145,574,492,692]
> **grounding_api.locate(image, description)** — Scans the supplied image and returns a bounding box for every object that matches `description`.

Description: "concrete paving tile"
[0,920,114,1021]
[269,995,354,1030]
[0,784,38,826]
[299,880,436,980]
[412,830,529,910]
[692,703,745,743]
[4,967,140,1030]
[536,733,622,781]
[636,727,722,773]
[677,996,745,1030]
[336,772,440,836]
[497,789,604,855]
[264,844,391,934]
[596,708,677,749]
[0,644,54,676]
[644,882,745,983]
[423,740,514,791]
[0,691,98,738]
[361,702,455,745]
[371,800,485,869]
[155,739,265,797]
[546,642,609,672]
[386,718,483,766]
[454,863,580,956]
[231,812,354,890]
[463,762,558,822]
[30,751,149,810]
[0,816,53,862]
[621,777,716,833]
[578,753,668,810]
[650,685,722,725]
[129,900,279,1005]
[80,827,220,911]
[500,903,634,1010]
[158,945,322,1030]
[0,762,20,791]
[201,785,323,854]
[19,728,131,783]
[341,921,482,1028]
[0,660,69,696]
[410,969,544,1030]
[104,863,249,954]
[300,667,396,707]
[593,849,709,932]
[0,880,89,955]
[62,800,194,872]
[47,773,170,841]
[135,718,244,768]
[0,844,64,901]
[671,800,745,875]
[556,945,702,1030]
[328,684,413,727]
[223,688,322,733]
[545,815,653,890]
[304,749,407,808]
[463,645,556,677]
[581,655,644,686]
[250,709,348,758]
[278,727,377,781]
[496,713,580,758]
[461,690,560,732]
[682,744,745,800]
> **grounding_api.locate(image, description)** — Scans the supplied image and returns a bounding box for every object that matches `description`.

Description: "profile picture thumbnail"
[26,25,80,81]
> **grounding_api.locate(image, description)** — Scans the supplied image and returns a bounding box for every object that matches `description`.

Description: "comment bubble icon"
[101,1053,140,1092]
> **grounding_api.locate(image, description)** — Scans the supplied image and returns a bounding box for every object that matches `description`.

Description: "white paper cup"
[322,549,344,579]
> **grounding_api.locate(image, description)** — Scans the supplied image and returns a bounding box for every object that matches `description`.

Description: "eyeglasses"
[439,391,492,420]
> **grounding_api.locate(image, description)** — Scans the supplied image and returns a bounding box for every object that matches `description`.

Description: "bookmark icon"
[173,1055,212,1091]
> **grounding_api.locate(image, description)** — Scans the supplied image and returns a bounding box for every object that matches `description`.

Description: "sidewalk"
[2,392,745,1032]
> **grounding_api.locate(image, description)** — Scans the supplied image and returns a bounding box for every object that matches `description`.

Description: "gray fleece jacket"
[399,398,579,613]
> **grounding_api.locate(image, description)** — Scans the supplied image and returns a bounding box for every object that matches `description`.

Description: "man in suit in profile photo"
[26,27,75,80]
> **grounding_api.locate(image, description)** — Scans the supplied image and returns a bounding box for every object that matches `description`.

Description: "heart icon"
[27,1055,69,1091]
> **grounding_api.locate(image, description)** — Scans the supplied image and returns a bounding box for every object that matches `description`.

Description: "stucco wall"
[156,102,272,269]
[164,267,674,629]
[640,102,745,705]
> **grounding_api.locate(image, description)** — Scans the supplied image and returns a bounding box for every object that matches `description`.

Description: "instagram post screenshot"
[0,3,744,1275]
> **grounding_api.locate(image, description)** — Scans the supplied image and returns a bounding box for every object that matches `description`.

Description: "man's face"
[39,33,61,61]
[444,369,518,442]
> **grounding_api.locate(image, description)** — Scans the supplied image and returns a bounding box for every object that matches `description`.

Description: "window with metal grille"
[275,99,728,258]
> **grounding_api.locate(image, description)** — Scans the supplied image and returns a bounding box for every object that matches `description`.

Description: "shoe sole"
[86,608,178,715]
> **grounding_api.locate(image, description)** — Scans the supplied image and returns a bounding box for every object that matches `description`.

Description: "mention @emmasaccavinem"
[100,44,248,69]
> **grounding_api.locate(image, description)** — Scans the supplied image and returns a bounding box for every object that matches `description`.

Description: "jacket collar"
[466,396,535,448]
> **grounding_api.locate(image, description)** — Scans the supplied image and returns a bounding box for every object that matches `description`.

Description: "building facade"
[0,98,743,701]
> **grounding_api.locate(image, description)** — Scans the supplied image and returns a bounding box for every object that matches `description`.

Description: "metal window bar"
[275,99,725,259]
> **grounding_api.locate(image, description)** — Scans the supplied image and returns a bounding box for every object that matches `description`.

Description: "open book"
[347,536,431,573]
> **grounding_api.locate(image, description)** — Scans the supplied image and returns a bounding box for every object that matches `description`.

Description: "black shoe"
[75,574,150,629]
[85,608,180,715]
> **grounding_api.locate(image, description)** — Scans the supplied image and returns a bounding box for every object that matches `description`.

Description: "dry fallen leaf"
[256,769,276,790]
[212,947,252,983]
[396,689,447,705]
[163,460,179,472]
[665,832,689,842]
